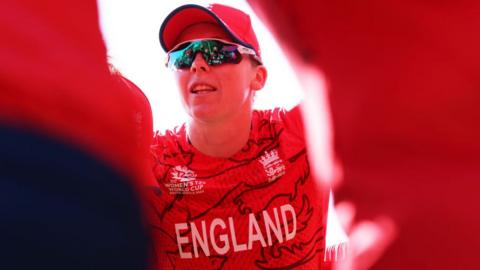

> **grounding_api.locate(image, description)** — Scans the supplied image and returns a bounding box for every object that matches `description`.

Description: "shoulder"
[152,124,187,154]
[151,124,194,180]
[253,106,303,133]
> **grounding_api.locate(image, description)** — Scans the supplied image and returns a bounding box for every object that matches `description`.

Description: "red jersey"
[147,107,328,269]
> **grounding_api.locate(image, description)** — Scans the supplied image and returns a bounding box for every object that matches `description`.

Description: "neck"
[187,109,252,158]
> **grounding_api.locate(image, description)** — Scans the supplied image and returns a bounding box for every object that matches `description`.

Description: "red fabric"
[147,107,329,269]
[112,73,155,186]
[160,4,261,58]
[248,0,480,269]
[0,0,150,181]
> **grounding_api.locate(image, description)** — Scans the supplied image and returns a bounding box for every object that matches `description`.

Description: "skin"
[172,22,267,158]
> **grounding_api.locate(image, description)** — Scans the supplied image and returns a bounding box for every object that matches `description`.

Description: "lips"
[190,83,217,94]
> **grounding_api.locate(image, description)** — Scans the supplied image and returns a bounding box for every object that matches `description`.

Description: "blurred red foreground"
[248,0,480,269]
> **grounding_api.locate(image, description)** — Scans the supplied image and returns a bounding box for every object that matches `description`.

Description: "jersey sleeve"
[271,105,305,141]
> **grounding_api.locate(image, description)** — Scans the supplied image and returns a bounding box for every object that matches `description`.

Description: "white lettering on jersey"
[175,223,192,259]
[281,204,297,241]
[166,166,205,195]
[174,204,297,258]
[210,218,229,254]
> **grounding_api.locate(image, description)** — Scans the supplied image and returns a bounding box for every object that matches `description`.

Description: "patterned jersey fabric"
[147,107,328,269]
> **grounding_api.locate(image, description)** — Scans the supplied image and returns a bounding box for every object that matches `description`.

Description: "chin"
[189,109,219,122]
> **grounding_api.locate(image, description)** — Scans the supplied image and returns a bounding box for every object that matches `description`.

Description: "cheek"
[174,73,189,98]
[218,67,252,92]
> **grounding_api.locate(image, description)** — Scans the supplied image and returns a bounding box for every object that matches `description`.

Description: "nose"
[190,53,210,73]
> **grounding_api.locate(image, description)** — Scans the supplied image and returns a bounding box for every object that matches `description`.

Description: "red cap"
[159,3,261,59]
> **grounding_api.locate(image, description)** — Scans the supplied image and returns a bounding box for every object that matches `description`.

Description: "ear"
[250,65,268,91]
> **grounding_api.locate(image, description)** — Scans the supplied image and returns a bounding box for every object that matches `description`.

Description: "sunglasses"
[165,38,261,70]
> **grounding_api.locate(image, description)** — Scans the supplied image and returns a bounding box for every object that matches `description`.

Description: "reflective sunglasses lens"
[168,40,242,69]
[207,43,241,66]
[168,44,194,69]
